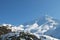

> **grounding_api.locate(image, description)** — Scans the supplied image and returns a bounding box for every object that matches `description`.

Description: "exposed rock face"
[1,32,40,40]
[0,26,11,36]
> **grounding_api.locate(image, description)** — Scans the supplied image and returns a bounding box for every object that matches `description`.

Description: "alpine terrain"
[0,16,60,40]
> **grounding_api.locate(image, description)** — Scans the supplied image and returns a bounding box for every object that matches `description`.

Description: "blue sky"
[0,0,60,25]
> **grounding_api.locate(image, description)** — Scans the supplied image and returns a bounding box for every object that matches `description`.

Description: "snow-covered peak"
[24,22,39,33]
[11,26,24,32]
[2,24,12,27]
[25,16,58,35]
[0,16,60,40]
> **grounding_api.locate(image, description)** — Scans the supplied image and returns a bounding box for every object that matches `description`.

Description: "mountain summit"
[23,15,60,38]
[0,15,60,40]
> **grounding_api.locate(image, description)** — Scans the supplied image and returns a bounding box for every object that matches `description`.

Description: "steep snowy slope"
[22,15,60,39]
[23,16,58,33]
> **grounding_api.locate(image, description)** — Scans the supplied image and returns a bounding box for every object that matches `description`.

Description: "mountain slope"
[0,15,60,40]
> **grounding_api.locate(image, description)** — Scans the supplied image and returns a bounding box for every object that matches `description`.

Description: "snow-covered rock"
[0,15,60,40]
